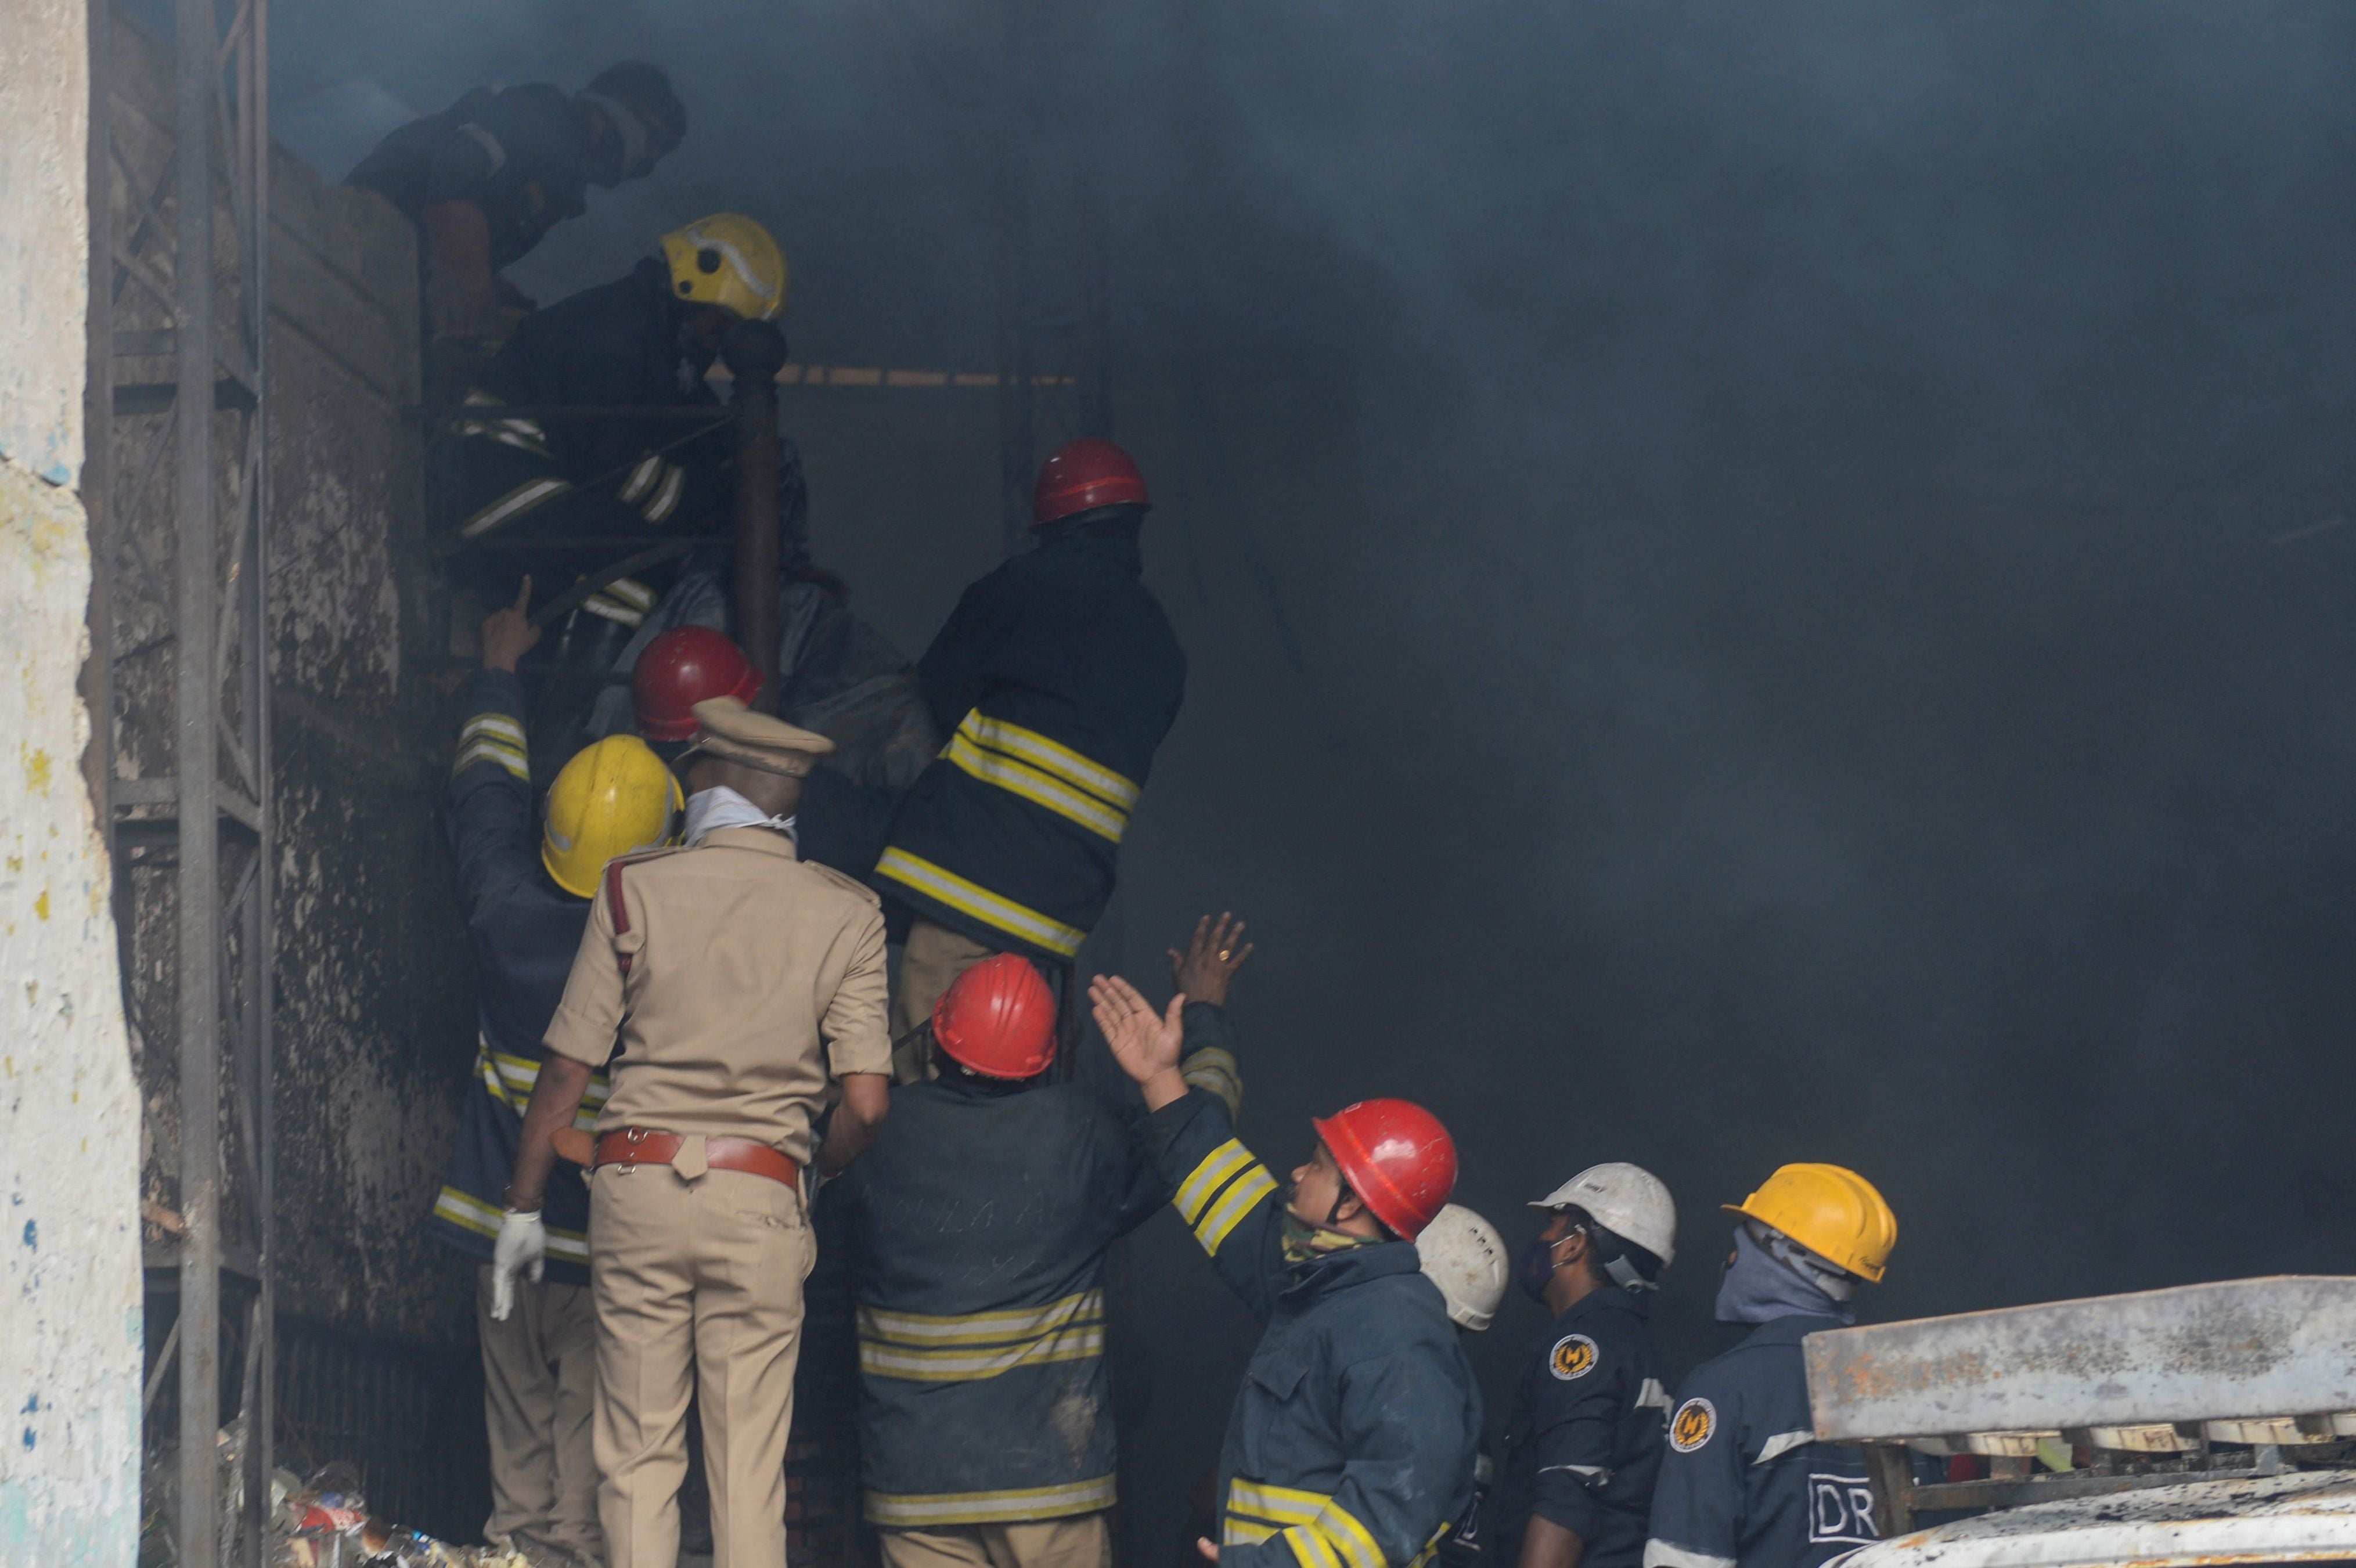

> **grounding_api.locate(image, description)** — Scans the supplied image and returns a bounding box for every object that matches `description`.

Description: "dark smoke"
[268,0,2356,1553]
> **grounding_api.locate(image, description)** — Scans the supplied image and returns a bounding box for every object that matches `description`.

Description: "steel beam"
[171,0,224,1564]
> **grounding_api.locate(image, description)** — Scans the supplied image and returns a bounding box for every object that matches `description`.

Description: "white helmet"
[1417,1203,1508,1332]
[1531,1162,1677,1270]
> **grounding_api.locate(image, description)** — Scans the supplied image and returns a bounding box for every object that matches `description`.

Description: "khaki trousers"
[477,1267,604,1565]
[879,1513,1112,1568]
[890,918,1000,1082]
[590,1163,813,1568]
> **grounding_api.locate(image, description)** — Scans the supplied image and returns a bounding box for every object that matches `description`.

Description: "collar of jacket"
[696,825,799,859]
[1036,528,1144,577]
[1738,1311,1847,1350]
[1554,1282,1651,1332]
[1279,1235,1424,1300]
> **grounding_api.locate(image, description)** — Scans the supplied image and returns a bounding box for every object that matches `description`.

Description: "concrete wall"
[0,0,147,1561]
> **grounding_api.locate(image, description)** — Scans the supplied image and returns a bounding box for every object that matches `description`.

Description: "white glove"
[489,1209,546,1321]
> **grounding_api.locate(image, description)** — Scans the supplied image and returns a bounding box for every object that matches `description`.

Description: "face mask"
[1517,1232,1564,1304]
[683,785,795,847]
[1713,1223,1855,1326]
[1280,1193,1377,1263]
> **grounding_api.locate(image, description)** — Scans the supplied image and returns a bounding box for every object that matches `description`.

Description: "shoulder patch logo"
[1549,1333,1600,1380]
[1670,1396,1717,1453]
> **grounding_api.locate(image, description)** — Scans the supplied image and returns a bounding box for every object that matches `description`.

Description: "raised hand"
[1169,912,1253,1009]
[1090,974,1188,1107]
[481,576,542,672]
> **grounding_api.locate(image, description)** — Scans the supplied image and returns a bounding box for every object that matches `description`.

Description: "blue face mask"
[1518,1231,1564,1304]
[1713,1224,1854,1326]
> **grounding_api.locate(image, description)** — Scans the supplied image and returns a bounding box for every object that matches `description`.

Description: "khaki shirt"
[543,826,891,1161]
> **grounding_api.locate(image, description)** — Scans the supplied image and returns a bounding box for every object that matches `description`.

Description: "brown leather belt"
[592,1128,800,1188]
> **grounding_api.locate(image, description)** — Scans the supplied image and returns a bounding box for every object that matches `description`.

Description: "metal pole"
[250,3,277,1551]
[722,319,787,711]
[172,0,222,1559]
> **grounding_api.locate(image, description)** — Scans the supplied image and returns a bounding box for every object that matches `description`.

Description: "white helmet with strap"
[1417,1203,1508,1332]
[1531,1162,1677,1285]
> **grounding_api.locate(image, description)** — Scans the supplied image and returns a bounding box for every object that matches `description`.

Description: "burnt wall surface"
[108,8,475,1351]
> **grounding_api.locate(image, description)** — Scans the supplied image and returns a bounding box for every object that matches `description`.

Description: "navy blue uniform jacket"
[427,669,607,1285]
[1491,1289,1670,1568]
[1642,1317,1882,1568]
[875,529,1183,961]
[837,1003,1243,1528]
[1145,1089,1481,1568]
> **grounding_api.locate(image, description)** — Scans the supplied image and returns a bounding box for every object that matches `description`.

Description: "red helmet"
[932,954,1057,1079]
[1311,1098,1457,1241]
[632,626,761,741]
[1032,438,1150,526]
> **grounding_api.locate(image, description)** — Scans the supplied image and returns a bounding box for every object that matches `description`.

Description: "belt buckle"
[619,1126,649,1172]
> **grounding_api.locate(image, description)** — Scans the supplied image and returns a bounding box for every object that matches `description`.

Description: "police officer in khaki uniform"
[494,696,895,1568]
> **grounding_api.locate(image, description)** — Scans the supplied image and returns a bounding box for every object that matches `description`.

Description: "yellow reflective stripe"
[476,1043,610,1125]
[865,1475,1115,1527]
[858,1321,1103,1383]
[1197,1167,1277,1256]
[432,1187,589,1263]
[462,476,572,538]
[945,733,1129,842]
[1285,1526,1348,1568]
[874,848,1087,957]
[957,711,1140,810]
[1316,1501,1387,1568]
[1406,1524,1449,1568]
[643,462,685,523]
[862,1289,1103,1348]
[1230,1482,1331,1525]
[619,455,661,503]
[1225,1520,1280,1547]
[460,713,527,750]
[454,740,529,780]
[1176,1140,1256,1225]
[1181,1048,1242,1116]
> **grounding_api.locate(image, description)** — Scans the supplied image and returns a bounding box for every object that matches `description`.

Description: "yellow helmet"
[660,213,788,322]
[1723,1163,1897,1283]
[541,736,683,897]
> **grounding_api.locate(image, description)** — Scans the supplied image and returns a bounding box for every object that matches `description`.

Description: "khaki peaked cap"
[683,696,835,777]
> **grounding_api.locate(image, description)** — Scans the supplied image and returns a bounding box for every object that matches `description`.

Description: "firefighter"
[1419,1205,1509,1568]
[492,697,894,1568]
[345,62,685,351]
[876,440,1186,1059]
[1089,973,1481,1568]
[428,581,681,1565]
[1642,1166,1899,1568]
[629,625,762,760]
[431,212,801,699]
[1494,1166,1678,1568]
[835,915,1253,1568]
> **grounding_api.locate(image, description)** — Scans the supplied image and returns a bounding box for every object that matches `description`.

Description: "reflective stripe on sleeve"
[1644,1545,1737,1568]
[958,711,1140,810]
[873,848,1088,957]
[453,740,528,780]
[463,475,572,538]
[642,462,685,523]
[618,455,662,504]
[1180,1047,1242,1116]
[864,1474,1115,1527]
[1753,1430,1814,1466]
[432,1186,589,1264]
[454,712,529,780]
[1174,1139,1278,1256]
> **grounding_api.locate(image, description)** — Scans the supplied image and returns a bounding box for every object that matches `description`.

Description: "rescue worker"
[1089,972,1480,1568]
[345,63,685,351]
[629,625,762,759]
[428,580,681,1566]
[1418,1205,1509,1568]
[1494,1166,1678,1568]
[1642,1166,1899,1568]
[835,915,1253,1568]
[876,440,1186,1049]
[433,212,801,723]
[491,696,895,1568]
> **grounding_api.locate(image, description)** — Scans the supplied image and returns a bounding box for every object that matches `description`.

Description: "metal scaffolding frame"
[87,0,276,1561]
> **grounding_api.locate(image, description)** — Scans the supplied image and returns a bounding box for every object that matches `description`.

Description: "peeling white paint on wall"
[0,1,145,1563]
